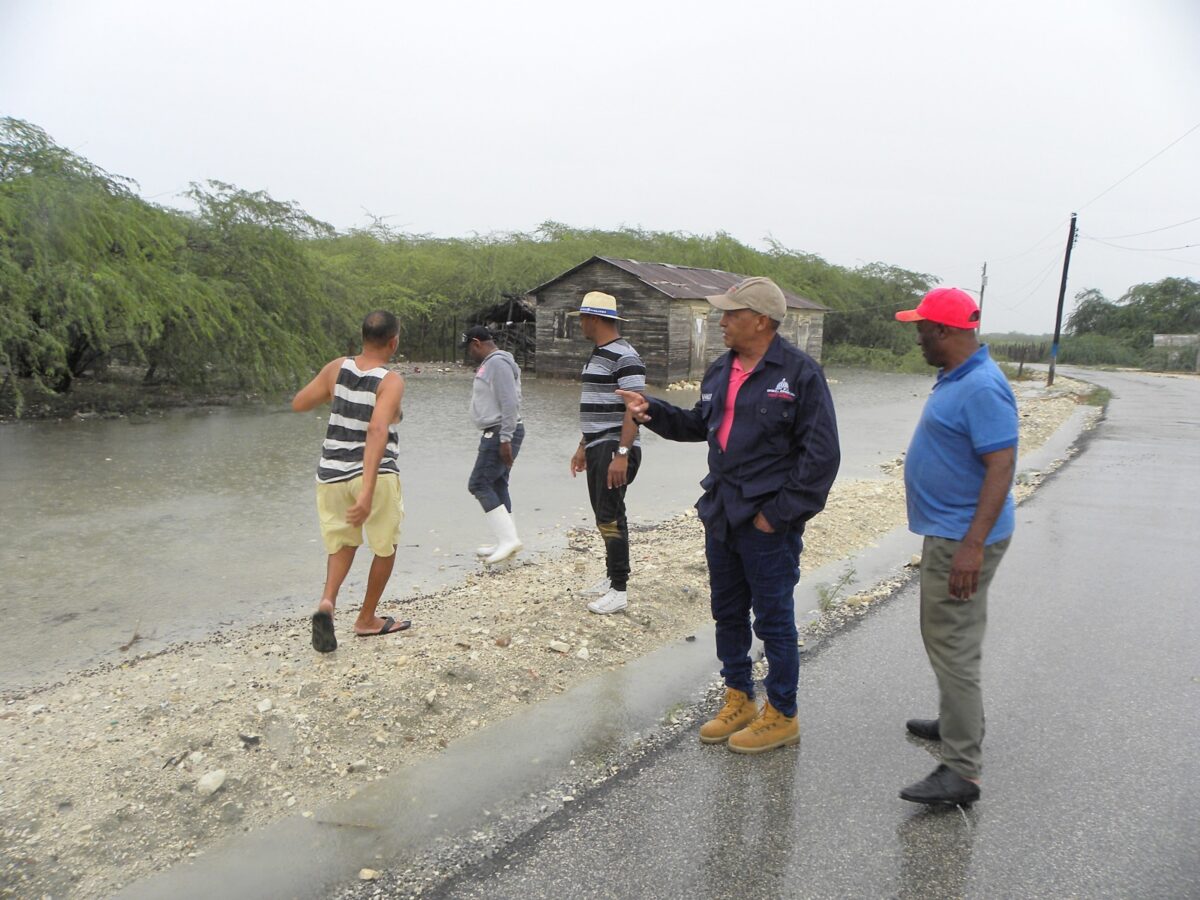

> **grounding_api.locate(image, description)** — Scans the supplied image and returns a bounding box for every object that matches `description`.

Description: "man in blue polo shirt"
[894,286,1018,806]
[617,277,840,754]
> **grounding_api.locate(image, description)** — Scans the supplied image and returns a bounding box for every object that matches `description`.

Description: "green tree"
[306,222,936,360]
[0,117,193,393]
[1065,288,1114,336]
[0,119,363,409]
[1068,278,1200,346]
[162,180,357,390]
[1,116,963,415]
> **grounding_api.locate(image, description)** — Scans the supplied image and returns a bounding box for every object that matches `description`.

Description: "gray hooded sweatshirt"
[470,349,522,441]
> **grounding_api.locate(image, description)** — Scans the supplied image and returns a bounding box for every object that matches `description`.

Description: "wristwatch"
[616,446,630,457]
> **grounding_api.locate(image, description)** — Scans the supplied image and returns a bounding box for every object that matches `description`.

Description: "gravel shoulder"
[0,376,1097,899]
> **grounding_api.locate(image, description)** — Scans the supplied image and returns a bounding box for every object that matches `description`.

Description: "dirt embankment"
[0,376,1098,899]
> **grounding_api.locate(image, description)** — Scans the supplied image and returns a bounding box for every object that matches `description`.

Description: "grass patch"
[1080,386,1112,407]
[998,362,1041,382]
[823,345,929,374]
[816,567,856,612]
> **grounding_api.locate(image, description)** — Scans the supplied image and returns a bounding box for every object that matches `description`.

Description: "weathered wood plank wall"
[533,258,827,382]
[534,261,673,383]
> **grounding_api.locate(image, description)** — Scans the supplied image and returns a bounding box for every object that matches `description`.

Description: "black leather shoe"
[905,718,941,741]
[899,764,980,805]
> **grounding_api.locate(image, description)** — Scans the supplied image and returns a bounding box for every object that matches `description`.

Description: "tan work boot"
[727,702,800,754]
[698,688,758,744]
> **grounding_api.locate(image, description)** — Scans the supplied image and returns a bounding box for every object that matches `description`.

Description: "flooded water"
[0,368,931,690]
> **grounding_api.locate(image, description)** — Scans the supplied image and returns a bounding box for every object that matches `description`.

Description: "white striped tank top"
[316,359,400,483]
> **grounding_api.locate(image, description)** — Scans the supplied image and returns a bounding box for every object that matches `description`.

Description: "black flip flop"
[355,616,411,637]
[311,610,337,653]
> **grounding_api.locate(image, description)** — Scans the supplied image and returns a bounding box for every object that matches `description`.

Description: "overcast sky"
[3,0,1198,334]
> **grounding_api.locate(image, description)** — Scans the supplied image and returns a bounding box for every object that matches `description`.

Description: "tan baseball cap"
[706,277,787,322]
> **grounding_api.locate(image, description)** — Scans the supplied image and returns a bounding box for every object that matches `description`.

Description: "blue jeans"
[468,424,524,513]
[705,521,803,717]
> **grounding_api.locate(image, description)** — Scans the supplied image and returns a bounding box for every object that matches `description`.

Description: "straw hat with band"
[568,291,627,322]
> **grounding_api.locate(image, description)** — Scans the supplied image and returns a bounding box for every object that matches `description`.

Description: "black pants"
[585,441,641,591]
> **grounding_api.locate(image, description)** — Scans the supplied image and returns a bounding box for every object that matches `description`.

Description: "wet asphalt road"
[118,369,1197,900]
[431,369,1200,899]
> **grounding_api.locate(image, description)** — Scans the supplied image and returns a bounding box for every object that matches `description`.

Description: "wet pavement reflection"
[896,806,977,900]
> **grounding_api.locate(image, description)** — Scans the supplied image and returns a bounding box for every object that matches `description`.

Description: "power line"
[142,185,190,201]
[1076,120,1200,212]
[991,255,1064,312]
[976,124,1197,294]
[1119,252,1200,270]
[1081,235,1200,253]
[988,216,1073,265]
[1094,214,1200,240]
[828,250,1063,317]
[986,253,1063,308]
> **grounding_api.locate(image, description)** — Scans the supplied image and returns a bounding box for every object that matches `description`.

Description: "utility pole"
[978,262,988,328]
[1047,213,1078,387]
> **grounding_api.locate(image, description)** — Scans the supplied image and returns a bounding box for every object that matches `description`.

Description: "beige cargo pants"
[919,535,1011,780]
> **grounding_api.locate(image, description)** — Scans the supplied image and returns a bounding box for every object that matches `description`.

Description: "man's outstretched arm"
[614,389,707,442]
[291,359,342,412]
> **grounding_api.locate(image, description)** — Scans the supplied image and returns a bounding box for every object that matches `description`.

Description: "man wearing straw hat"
[567,291,646,615]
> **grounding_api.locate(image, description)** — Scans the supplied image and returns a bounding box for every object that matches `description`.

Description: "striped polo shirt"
[579,339,646,449]
[316,359,400,483]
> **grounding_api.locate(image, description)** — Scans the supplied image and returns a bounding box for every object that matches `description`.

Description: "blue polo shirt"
[904,345,1017,544]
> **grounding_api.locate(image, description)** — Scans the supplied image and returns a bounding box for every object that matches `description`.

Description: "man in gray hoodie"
[463,326,525,563]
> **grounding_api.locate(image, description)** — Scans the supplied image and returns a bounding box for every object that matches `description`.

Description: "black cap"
[460,325,495,347]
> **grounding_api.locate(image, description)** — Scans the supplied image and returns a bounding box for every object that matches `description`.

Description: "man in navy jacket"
[618,277,840,753]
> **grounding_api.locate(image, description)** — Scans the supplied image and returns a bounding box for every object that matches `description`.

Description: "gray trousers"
[919,535,1011,780]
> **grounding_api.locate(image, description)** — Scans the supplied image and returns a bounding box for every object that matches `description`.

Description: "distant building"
[1153,333,1200,372]
[529,256,828,383]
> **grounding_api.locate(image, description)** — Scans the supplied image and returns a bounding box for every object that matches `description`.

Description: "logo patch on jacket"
[766,379,795,401]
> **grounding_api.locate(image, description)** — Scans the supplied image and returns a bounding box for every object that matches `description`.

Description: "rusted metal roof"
[527,256,827,311]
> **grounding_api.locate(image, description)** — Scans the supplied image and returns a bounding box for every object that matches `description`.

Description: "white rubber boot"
[477,512,516,557]
[483,507,522,564]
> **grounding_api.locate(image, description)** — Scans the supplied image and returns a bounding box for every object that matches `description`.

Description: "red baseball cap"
[895,287,981,329]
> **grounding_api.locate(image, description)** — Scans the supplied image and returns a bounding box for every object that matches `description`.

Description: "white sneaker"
[581,577,611,597]
[588,589,628,615]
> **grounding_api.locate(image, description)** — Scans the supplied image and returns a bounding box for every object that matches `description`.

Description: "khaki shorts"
[315,474,404,556]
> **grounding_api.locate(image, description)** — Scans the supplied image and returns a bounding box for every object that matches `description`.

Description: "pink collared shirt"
[716,356,751,451]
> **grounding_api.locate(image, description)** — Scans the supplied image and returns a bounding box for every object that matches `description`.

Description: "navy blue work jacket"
[645,334,840,540]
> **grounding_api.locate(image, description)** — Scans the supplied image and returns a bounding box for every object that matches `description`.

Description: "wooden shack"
[529,256,828,384]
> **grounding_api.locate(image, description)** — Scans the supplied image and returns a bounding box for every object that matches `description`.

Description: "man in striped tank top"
[567,291,646,616]
[292,310,409,653]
